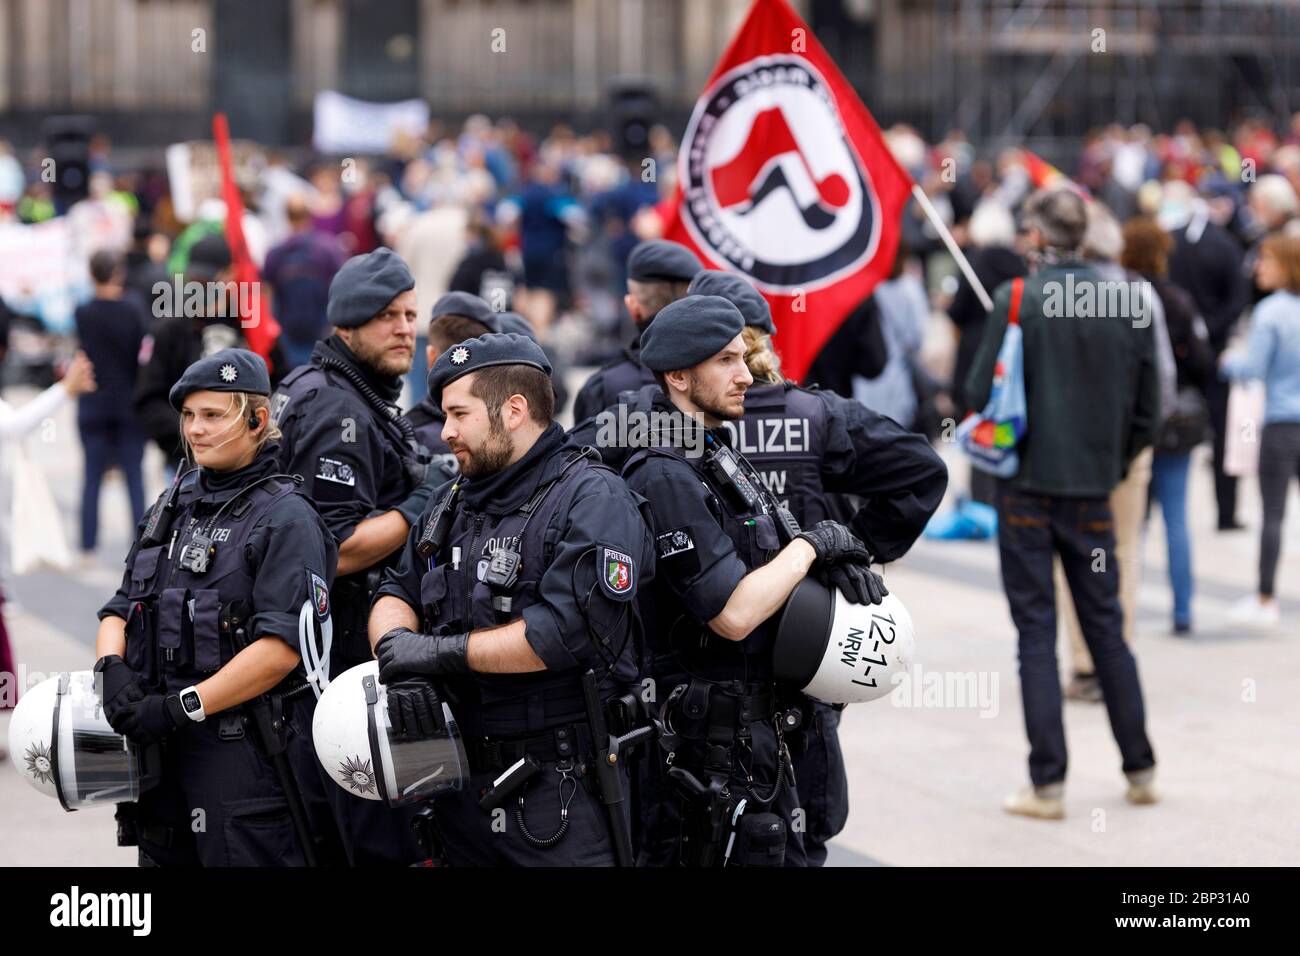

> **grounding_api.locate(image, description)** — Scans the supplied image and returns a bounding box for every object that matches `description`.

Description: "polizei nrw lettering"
[49,886,152,936]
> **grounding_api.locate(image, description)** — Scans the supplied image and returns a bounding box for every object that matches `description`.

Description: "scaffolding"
[865,0,1300,159]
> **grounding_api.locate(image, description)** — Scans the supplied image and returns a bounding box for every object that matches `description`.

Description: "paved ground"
[1,384,1297,866]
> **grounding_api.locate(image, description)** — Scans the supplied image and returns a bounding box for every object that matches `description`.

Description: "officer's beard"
[452,411,514,479]
[687,372,746,423]
[345,329,415,378]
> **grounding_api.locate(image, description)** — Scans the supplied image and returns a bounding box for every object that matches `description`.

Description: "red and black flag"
[661,0,912,382]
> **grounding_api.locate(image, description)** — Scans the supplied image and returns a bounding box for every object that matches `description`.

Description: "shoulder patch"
[316,457,356,486]
[597,544,636,601]
[656,527,695,559]
[308,570,330,620]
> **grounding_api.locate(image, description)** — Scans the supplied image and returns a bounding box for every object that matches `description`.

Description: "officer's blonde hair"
[742,325,783,386]
[178,391,281,464]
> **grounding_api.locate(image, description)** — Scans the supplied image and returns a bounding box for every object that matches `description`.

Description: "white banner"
[312,90,429,155]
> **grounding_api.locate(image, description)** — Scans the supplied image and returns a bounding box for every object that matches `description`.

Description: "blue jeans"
[996,487,1156,787]
[79,417,147,551]
[1149,452,1193,627]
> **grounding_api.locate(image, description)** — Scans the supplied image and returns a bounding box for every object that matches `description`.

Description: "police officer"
[406,296,555,459]
[94,348,340,866]
[370,332,655,866]
[271,246,434,865]
[620,295,887,867]
[690,270,948,866]
[571,239,702,422]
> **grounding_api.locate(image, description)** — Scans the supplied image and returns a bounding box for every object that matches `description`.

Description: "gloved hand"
[797,520,873,566]
[819,561,889,606]
[94,655,145,724]
[394,479,437,528]
[375,627,470,683]
[109,692,186,745]
[385,678,444,739]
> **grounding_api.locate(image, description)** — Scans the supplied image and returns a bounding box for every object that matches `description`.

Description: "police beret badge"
[218,363,238,383]
[450,346,470,366]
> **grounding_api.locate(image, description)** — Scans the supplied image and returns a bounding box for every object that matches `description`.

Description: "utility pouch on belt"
[734,811,786,867]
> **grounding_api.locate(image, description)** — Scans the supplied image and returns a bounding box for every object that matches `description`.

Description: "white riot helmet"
[312,660,468,806]
[773,576,915,705]
[7,671,160,809]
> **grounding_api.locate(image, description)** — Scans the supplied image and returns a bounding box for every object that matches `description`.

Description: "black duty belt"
[466,724,593,775]
[678,679,776,725]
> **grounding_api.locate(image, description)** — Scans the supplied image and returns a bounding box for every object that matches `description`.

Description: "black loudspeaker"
[42,116,96,207]
[609,82,659,157]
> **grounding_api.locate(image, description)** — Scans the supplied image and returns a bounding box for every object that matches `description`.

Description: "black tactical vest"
[626,437,792,685]
[121,476,301,694]
[722,383,830,526]
[415,454,610,739]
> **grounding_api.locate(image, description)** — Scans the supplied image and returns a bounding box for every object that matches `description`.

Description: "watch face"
[182,691,202,714]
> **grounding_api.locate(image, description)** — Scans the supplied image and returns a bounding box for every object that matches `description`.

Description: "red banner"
[661,0,912,382]
[213,112,279,363]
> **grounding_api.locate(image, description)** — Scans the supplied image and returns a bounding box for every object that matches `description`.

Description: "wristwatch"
[178,685,206,723]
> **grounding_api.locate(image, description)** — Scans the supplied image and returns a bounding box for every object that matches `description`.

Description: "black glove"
[797,520,872,566]
[385,678,444,740]
[394,479,436,528]
[820,561,889,606]
[94,655,145,724]
[110,692,186,745]
[375,627,470,683]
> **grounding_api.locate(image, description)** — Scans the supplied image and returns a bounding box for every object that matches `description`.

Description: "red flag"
[212,113,279,363]
[661,0,912,382]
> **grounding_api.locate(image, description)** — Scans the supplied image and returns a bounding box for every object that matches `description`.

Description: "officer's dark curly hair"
[469,364,554,426]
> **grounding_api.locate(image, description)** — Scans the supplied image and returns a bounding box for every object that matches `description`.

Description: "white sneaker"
[1227,596,1280,628]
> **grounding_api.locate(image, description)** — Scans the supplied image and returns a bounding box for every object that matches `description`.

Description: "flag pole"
[910,183,993,312]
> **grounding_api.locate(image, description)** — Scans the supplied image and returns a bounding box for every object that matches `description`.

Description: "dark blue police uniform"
[375,333,655,866]
[270,249,435,866]
[722,380,947,865]
[98,350,341,866]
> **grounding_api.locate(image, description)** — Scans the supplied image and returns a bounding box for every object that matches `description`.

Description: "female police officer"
[93,348,340,866]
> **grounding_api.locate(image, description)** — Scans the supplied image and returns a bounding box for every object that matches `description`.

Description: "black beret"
[639,295,745,372]
[168,347,270,410]
[688,271,775,335]
[327,247,416,329]
[427,332,552,408]
[187,234,232,280]
[494,311,539,343]
[430,291,494,325]
[626,240,703,283]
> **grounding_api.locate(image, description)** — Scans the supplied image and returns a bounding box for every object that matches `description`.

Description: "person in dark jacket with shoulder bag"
[965,188,1160,821]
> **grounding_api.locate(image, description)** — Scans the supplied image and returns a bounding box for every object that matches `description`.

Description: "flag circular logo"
[678,55,881,293]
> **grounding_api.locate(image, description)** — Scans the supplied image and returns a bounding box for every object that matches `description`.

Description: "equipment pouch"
[735,811,786,867]
[189,588,222,672]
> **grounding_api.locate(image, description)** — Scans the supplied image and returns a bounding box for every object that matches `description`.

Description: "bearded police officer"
[620,295,886,867]
[572,239,702,422]
[404,293,550,457]
[96,348,340,866]
[271,246,433,865]
[690,270,948,866]
[370,332,655,866]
